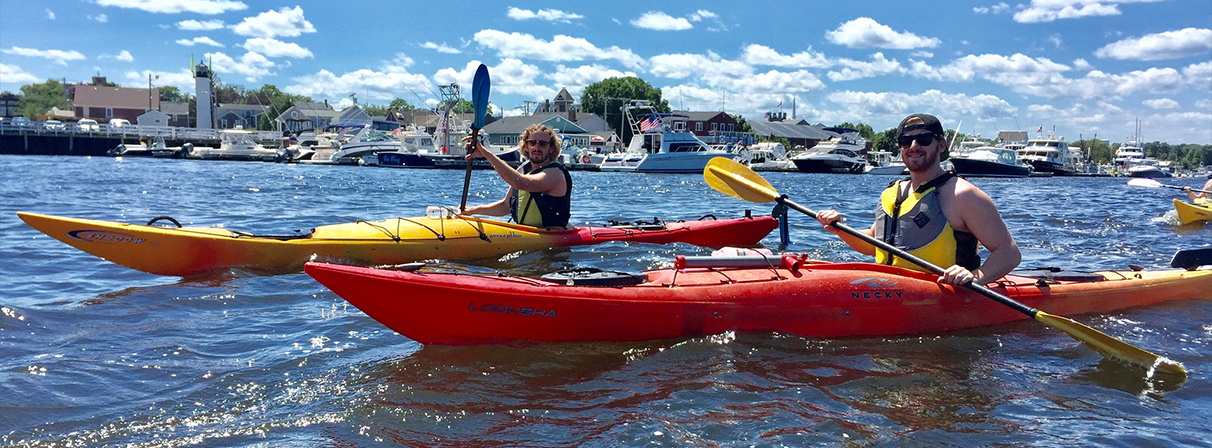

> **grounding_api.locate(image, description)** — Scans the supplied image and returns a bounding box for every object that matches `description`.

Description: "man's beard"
[903,148,940,172]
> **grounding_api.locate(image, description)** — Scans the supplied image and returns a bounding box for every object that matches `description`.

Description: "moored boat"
[189,128,280,161]
[598,101,739,173]
[949,145,1033,178]
[790,131,867,174]
[305,255,1212,345]
[18,211,777,277]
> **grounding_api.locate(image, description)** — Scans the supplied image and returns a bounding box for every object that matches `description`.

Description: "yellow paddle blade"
[1035,311,1187,378]
[704,157,779,203]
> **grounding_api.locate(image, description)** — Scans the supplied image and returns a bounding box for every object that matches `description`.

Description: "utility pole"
[521,100,536,115]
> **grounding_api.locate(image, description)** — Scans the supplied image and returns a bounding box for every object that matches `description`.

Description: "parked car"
[108,118,131,130]
[45,120,66,131]
[78,119,100,131]
[12,116,31,127]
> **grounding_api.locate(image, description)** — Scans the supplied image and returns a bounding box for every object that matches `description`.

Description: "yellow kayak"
[1174,199,1212,225]
[18,211,777,277]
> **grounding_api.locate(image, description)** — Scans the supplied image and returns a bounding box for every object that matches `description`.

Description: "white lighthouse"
[194,62,213,130]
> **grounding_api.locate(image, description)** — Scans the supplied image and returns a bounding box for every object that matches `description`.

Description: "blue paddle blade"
[472,64,490,130]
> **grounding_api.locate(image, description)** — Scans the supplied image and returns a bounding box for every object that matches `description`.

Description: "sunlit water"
[2,155,1209,446]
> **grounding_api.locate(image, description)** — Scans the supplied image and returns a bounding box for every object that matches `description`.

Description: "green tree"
[159,86,187,103]
[18,79,70,119]
[872,128,898,155]
[362,104,389,117]
[580,77,669,143]
[389,98,418,111]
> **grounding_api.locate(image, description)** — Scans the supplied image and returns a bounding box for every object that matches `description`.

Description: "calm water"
[2,155,1210,447]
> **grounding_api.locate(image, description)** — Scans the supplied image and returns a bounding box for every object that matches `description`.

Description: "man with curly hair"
[461,124,572,228]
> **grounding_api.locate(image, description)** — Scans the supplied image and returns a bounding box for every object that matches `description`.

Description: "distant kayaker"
[815,113,1021,287]
[461,124,572,228]
[1183,175,1212,202]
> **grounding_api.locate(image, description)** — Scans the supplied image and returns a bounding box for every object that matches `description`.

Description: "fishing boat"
[305,253,1212,345]
[18,211,777,277]
[598,101,738,173]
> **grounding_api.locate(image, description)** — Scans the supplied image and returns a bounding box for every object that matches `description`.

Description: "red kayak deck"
[306,258,1212,345]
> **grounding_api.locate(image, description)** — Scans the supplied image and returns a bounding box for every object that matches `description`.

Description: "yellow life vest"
[873,173,979,271]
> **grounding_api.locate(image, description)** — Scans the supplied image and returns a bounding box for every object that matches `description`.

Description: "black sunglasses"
[897,133,938,147]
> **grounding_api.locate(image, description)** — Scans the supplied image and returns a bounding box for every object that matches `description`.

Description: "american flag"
[639,116,660,132]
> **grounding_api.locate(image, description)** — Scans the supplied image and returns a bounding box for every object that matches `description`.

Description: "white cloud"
[824,89,1017,127]
[827,53,904,81]
[230,6,315,38]
[421,42,461,54]
[1014,0,1122,23]
[1143,98,1179,109]
[178,19,225,31]
[506,7,583,23]
[689,10,716,21]
[826,18,940,49]
[741,44,831,69]
[90,14,109,23]
[1185,61,1212,91]
[548,64,635,94]
[0,63,40,84]
[631,12,692,31]
[435,59,554,99]
[46,9,55,20]
[1,46,86,66]
[96,0,247,15]
[286,58,433,103]
[204,51,275,81]
[242,37,312,58]
[99,50,135,62]
[974,3,1011,14]
[473,30,645,69]
[1094,28,1212,61]
[176,37,225,47]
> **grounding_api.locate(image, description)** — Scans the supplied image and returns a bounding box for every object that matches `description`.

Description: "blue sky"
[1,1,1209,144]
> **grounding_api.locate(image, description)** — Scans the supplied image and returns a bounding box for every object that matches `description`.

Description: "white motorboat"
[190,129,279,161]
[283,130,339,163]
[950,144,1033,177]
[791,132,867,174]
[599,101,738,173]
[330,125,401,165]
[864,150,907,175]
[108,135,189,158]
[1017,131,1077,175]
[739,142,797,172]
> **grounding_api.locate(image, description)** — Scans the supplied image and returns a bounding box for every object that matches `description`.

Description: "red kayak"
[306,255,1212,345]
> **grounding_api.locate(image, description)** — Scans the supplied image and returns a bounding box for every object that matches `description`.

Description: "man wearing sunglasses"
[815,113,1020,287]
[461,124,572,228]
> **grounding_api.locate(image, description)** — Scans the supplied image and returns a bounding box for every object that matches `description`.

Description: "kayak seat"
[1013,267,1104,283]
[540,267,647,287]
[229,228,316,241]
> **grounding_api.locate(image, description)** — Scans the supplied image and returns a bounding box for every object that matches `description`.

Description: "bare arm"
[948,181,1021,285]
[461,188,513,217]
[466,139,566,196]
[815,209,878,256]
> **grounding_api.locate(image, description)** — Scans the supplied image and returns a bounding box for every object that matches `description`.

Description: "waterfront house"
[73,83,159,124]
[215,104,268,130]
[276,101,338,133]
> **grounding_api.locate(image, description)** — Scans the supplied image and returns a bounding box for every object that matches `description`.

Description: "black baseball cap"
[897,113,945,138]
